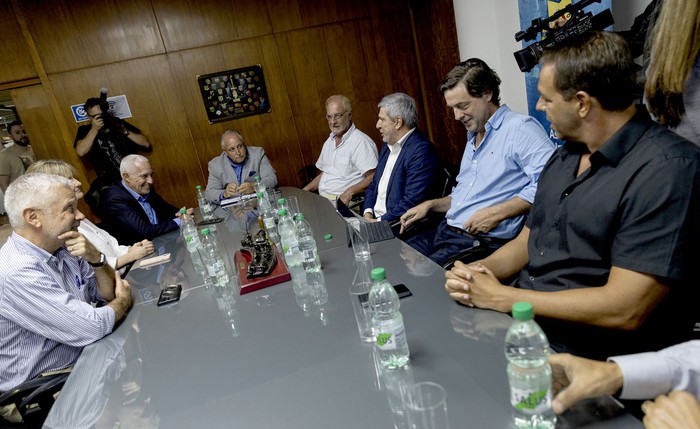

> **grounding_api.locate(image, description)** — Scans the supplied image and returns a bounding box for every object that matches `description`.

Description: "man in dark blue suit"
[362,93,438,224]
[101,155,188,245]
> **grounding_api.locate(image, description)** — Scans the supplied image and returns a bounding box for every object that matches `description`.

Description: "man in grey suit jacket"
[205,130,278,206]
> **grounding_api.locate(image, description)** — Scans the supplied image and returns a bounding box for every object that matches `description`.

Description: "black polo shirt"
[518,107,700,360]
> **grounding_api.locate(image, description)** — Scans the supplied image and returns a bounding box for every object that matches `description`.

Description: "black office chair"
[0,372,70,429]
[297,164,318,189]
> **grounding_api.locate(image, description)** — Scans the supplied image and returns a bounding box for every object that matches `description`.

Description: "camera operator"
[74,97,151,213]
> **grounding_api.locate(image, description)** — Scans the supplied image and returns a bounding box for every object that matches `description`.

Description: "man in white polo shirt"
[303,95,378,204]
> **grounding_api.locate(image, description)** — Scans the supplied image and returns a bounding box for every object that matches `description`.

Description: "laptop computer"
[335,198,395,244]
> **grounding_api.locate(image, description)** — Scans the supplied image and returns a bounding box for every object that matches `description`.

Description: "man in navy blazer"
[362,93,438,223]
[101,155,186,245]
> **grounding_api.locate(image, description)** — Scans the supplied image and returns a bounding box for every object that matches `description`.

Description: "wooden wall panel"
[48,56,202,210]
[153,0,272,52]
[3,0,461,219]
[409,0,463,164]
[0,0,37,83]
[366,10,426,127]
[275,18,411,170]
[167,36,304,188]
[19,0,164,74]
[267,0,370,34]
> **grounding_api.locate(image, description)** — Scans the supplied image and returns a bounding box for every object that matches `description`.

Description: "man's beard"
[14,137,30,147]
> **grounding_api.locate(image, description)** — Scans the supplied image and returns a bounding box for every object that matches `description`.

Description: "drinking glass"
[406,382,450,429]
[349,282,375,342]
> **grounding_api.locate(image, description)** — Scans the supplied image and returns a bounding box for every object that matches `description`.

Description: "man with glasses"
[205,129,277,205]
[303,95,378,204]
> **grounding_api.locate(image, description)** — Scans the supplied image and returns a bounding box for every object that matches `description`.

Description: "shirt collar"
[329,123,357,146]
[121,181,148,202]
[591,106,652,167]
[389,128,415,152]
[226,151,249,168]
[9,231,54,264]
[555,106,654,168]
[467,105,509,145]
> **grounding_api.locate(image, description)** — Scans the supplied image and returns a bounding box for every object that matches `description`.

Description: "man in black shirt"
[444,31,700,360]
[74,97,151,212]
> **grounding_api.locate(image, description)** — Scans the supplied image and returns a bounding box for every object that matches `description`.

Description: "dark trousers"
[405,219,506,266]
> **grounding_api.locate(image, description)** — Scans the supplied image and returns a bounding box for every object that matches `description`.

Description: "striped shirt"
[0,232,115,392]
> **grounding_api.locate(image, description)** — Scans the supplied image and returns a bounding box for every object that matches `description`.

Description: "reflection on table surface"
[45,188,642,429]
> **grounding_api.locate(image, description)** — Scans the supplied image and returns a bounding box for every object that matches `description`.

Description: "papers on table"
[220,193,257,208]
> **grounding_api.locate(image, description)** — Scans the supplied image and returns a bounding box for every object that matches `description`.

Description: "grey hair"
[220,129,245,149]
[325,95,352,112]
[5,173,73,229]
[120,154,149,176]
[377,93,418,129]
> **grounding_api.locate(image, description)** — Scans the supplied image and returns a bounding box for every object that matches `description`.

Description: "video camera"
[513,0,614,72]
[97,88,123,134]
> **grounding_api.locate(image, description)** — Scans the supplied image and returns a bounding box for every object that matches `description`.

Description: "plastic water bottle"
[277,208,302,269]
[369,268,409,369]
[505,302,556,429]
[253,175,268,201]
[179,208,201,253]
[195,185,214,220]
[295,213,321,272]
[199,228,228,287]
[258,192,277,232]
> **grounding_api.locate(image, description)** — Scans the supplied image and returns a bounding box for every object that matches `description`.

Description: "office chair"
[297,164,318,188]
[0,372,70,429]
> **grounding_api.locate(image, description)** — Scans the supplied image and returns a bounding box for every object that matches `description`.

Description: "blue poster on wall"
[517,0,612,144]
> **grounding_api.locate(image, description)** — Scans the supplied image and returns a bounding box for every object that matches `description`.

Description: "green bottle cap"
[278,197,286,205]
[278,208,287,216]
[370,267,386,281]
[324,234,332,240]
[196,185,202,190]
[295,213,305,221]
[255,175,261,181]
[256,191,264,198]
[512,302,534,321]
[179,207,186,214]
[201,228,211,236]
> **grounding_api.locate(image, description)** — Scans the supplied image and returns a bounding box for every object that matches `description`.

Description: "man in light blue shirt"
[0,173,131,421]
[400,59,555,266]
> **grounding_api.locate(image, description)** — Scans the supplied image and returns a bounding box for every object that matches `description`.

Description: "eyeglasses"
[326,112,348,121]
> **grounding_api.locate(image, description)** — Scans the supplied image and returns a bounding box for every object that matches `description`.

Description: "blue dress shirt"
[445,105,555,239]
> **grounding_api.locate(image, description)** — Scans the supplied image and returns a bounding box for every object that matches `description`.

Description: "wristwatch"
[89,253,106,267]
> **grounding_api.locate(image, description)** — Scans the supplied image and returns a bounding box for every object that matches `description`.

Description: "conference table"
[45,188,643,428]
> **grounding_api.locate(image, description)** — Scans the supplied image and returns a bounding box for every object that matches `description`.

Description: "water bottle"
[253,175,268,201]
[369,268,409,369]
[277,208,302,269]
[295,213,321,272]
[179,208,201,254]
[199,228,229,287]
[195,185,214,220]
[505,302,556,429]
[258,192,277,232]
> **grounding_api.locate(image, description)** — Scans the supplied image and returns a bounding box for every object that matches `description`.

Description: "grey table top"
[45,188,642,428]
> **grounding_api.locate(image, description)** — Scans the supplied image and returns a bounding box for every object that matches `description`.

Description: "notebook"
[335,198,395,244]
